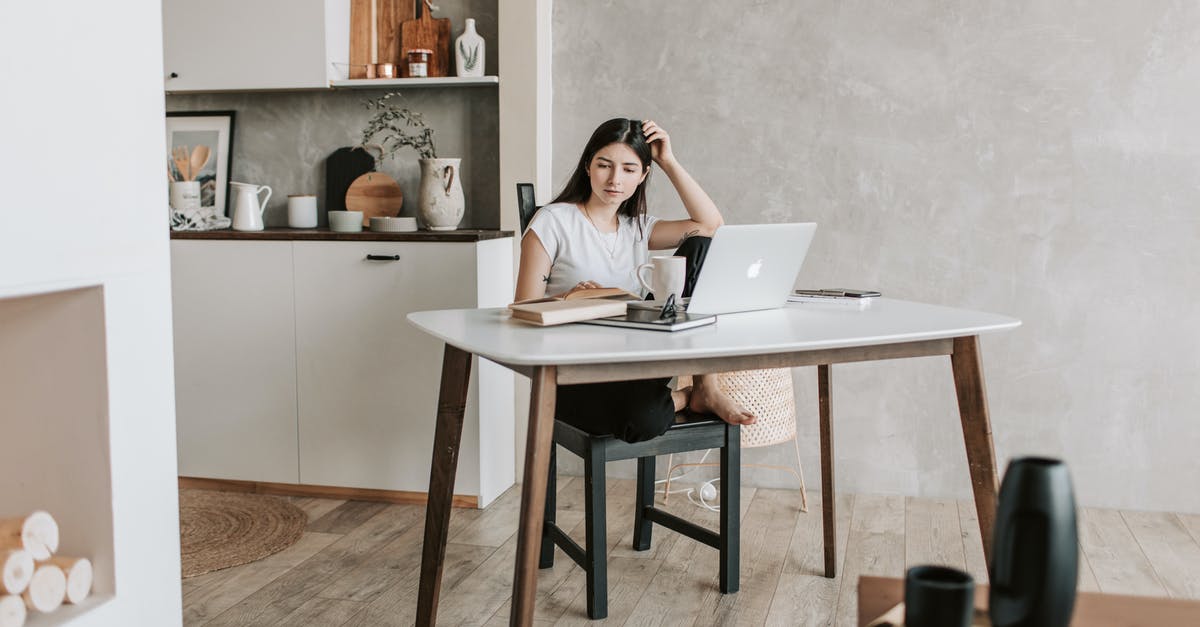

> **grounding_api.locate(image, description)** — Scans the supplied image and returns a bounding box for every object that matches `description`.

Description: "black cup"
[905,565,975,627]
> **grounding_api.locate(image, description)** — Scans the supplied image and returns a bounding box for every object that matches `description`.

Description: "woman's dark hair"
[551,118,652,233]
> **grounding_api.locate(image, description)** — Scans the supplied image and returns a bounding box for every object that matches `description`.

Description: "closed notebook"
[510,299,629,326]
[580,309,716,332]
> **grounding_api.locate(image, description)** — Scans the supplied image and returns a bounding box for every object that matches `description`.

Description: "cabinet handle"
[168,72,178,79]
[365,254,400,261]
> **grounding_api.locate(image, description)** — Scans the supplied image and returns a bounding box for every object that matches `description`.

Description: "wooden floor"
[182,478,1200,626]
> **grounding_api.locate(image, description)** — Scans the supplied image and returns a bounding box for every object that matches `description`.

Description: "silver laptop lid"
[685,223,817,315]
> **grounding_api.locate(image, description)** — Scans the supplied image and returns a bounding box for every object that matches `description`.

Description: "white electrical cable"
[653,448,713,495]
[687,478,720,512]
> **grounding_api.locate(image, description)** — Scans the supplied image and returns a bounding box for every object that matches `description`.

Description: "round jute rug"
[179,489,306,578]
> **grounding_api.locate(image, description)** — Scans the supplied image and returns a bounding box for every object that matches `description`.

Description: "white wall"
[0,1,183,624]
[550,1,1200,513]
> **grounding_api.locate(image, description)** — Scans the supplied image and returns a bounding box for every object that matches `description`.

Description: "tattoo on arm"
[542,274,550,284]
[674,229,700,248]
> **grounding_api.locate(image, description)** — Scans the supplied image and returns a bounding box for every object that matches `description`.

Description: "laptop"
[629,223,817,316]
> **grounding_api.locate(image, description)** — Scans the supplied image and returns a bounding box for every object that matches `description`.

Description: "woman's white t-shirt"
[526,202,660,297]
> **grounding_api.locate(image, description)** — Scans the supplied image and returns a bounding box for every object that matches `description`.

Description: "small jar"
[407,48,432,77]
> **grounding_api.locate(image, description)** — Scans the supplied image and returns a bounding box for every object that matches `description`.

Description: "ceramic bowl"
[369,216,418,232]
[328,210,363,232]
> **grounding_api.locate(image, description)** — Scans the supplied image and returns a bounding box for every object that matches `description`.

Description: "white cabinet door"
[292,242,481,492]
[163,0,348,92]
[171,241,299,482]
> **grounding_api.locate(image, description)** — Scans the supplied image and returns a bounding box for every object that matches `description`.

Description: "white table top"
[406,298,1021,367]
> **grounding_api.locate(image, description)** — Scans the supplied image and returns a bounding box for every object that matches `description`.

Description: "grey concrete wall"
[167,1,500,228]
[552,1,1200,512]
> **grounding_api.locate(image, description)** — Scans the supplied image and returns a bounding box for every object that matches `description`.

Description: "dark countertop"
[170,228,515,242]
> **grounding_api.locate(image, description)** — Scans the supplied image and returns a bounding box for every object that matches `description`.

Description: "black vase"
[989,457,1078,627]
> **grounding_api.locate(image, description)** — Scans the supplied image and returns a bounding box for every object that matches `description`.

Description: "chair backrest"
[516,183,539,233]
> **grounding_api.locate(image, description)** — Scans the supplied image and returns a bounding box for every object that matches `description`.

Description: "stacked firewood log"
[0,512,92,627]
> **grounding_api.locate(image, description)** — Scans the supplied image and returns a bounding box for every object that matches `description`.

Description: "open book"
[509,287,642,326]
[510,287,642,306]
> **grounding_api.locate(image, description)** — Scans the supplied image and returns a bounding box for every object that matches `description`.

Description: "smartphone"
[794,288,882,298]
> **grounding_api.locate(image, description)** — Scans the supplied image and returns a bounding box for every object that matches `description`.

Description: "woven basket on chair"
[715,368,797,449]
[665,368,808,512]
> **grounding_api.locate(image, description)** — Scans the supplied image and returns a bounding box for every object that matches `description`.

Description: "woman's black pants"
[555,236,711,443]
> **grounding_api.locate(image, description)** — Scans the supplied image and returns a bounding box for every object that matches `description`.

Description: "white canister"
[169,180,201,211]
[287,195,318,228]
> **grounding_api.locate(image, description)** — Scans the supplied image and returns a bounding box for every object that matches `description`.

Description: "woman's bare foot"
[689,375,756,425]
[672,386,692,413]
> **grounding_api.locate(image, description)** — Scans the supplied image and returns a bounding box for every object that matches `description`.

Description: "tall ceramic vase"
[418,158,464,231]
[989,457,1078,627]
[455,18,485,78]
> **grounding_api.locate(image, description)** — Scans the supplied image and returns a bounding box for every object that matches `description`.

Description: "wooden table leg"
[950,335,1000,566]
[818,364,836,578]
[510,365,557,626]
[416,344,473,626]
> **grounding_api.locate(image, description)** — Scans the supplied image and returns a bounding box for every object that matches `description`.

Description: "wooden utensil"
[350,0,412,78]
[172,146,191,182]
[345,171,404,225]
[400,0,450,77]
[189,145,211,181]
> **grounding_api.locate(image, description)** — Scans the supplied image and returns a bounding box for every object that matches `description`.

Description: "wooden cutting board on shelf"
[349,0,414,78]
[400,0,451,77]
[345,172,404,225]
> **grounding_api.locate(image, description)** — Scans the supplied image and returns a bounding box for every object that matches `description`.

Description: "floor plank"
[1078,507,1168,597]
[832,494,906,627]
[957,499,990,585]
[764,492,854,627]
[275,596,364,625]
[181,483,1200,626]
[1076,540,1102,593]
[693,488,799,626]
[203,503,424,626]
[305,499,391,534]
[1122,510,1200,599]
[287,496,347,528]
[904,497,966,571]
[181,531,340,626]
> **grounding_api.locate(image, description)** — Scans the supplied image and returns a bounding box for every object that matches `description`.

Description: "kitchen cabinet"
[163,0,349,92]
[169,234,515,507]
[171,241,300,483]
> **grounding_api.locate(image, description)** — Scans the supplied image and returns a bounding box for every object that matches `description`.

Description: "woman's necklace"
[582,206,618,258]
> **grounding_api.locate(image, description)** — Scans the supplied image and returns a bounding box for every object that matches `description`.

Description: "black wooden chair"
[516,183,742,620]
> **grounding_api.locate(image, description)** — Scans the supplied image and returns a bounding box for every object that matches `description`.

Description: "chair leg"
[584,439,608,620]
[539,443,556,569]
[720,424,741,594]
[662,452,674,504]
[633,456,655,551]
[793,436,809,513]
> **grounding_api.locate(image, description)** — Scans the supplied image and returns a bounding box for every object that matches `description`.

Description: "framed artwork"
[165,111,236,216]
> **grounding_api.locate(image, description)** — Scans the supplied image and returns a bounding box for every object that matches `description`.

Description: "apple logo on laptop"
[746,258,764,279]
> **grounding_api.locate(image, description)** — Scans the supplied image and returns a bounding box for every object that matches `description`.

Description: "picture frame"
[165,111,236,216]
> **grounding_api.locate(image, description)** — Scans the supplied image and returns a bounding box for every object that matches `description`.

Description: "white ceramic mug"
[287,195,318,228]
[636,255,687,300]
[169,180,201,211]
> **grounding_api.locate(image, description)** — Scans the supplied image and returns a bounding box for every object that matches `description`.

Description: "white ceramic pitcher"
[230,181,272,231]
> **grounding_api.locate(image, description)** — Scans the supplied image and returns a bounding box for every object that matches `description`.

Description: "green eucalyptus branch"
[360,92,438,160]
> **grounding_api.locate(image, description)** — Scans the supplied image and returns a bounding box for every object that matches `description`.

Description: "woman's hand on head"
[642,120,675,167]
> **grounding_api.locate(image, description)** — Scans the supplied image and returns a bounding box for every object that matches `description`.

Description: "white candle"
[369,0,378,65]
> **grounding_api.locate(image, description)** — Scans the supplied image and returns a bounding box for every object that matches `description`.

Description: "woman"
[515,118,755,443]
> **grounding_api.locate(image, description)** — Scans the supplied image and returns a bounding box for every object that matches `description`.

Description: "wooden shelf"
[330,75,498,89]
[170,227,513,242]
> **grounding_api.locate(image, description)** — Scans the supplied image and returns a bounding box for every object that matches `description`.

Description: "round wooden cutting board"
[345,172,404,225]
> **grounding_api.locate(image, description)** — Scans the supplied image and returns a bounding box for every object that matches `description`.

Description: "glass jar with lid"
[407,49,433,78]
